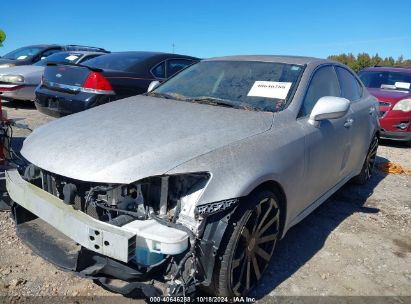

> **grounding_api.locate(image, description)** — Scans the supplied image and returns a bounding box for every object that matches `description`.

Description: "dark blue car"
[35,51,199,117]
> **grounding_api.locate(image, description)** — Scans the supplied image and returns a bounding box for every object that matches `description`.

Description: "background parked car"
[359,66,411,144]
[35,51,199,117]
[0,51,106,102]
[0,44,108,68]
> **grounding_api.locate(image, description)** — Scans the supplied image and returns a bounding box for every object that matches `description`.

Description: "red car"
[359,66,411,144]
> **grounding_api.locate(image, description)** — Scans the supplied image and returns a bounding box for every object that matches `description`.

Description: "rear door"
[299,65,353,206]
[103,70,151,98]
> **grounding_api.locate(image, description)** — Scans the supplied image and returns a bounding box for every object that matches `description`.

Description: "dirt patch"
[393,239,411,257]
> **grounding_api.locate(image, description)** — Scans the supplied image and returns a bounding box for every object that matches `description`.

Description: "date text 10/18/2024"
[149,296,257,303]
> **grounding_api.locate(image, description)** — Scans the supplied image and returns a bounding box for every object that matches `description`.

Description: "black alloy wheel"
[353,135,378,184]
[212,190,280,296]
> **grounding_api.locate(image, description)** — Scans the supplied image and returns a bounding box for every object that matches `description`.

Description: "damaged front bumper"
[5,169,192,296]
[6,169,189,263]
[14,214,165,297]
[6,169,238,297]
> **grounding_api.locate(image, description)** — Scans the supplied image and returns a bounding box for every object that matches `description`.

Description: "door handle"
[344,118,354,128]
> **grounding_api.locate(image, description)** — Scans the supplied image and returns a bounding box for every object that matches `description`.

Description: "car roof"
[6,44,109,52]
[204,55,324,65]
[360,66,411,73]
[110,51,170,55]
[17,44,59,49]
[104,51,198,58]
[54,50,106,55]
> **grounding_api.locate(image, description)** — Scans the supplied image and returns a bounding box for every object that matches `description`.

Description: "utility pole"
[172,43,175,54]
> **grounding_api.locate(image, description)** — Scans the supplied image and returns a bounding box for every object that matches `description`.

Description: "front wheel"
[212,190,281,296]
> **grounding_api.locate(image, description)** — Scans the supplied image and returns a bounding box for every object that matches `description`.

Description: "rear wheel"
[352,135,378,184]
[212,190,280,296]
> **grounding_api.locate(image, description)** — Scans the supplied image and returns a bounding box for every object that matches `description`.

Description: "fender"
[196,206,238,288]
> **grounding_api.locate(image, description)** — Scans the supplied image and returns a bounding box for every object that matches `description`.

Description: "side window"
[335,66,362,101]
[152,62,166,79]
[166,59,193,78]
[300,66,341,117]
[39,48,62,60]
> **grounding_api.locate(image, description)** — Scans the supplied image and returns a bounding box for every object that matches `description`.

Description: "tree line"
[327,53,411,72]
[0,29,5,47]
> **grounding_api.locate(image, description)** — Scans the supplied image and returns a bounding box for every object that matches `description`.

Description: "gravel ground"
[0,100,410,302]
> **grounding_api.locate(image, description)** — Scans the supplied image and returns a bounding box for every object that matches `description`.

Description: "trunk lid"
[43,65,93,93]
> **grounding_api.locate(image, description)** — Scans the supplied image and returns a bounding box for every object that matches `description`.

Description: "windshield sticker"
[247,81,292,99]
[17,55,28,60]
[65,55,79,61]
[381,84,396,90]
[395,82,410,89]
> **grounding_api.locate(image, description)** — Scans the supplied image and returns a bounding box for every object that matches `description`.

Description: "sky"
[1,0,410,59]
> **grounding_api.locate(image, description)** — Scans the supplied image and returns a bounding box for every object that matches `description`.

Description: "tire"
[352,135,378,184]
[212,190,281,296]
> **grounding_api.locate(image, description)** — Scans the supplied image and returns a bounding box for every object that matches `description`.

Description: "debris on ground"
[377,161,411,175]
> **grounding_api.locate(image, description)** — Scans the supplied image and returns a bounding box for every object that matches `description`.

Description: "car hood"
[0,58,16,66]
[0,65,44,84]
[368,87,411,103]
[22,95,273,184]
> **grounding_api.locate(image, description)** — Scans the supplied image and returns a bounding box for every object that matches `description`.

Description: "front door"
[298,65,353,207]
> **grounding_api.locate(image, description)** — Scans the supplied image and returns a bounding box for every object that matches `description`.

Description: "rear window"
[81,53,148,71]
[34,52,83,66]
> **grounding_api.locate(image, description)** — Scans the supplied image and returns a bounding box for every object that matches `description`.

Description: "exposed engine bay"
[14,164,238,296]
[24,165,209,226]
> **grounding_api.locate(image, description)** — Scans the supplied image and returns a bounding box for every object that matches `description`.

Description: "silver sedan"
[6,55,379,297]
[0,51,104,102]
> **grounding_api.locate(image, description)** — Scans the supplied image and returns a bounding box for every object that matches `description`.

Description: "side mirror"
[147,80,160,93]
[309,96,350,125]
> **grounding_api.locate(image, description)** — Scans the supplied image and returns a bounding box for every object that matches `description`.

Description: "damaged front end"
[6,165,240,297]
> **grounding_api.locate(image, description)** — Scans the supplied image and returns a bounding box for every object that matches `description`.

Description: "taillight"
[82,72,114,94]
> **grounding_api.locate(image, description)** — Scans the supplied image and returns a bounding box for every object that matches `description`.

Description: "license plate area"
[48,97,59,109]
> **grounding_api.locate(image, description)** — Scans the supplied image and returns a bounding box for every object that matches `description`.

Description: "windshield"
[81,53,148,71]
[2,46,44,60]
[33,52,83,66]
[359,70,411,91]
[151,61,304,112]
